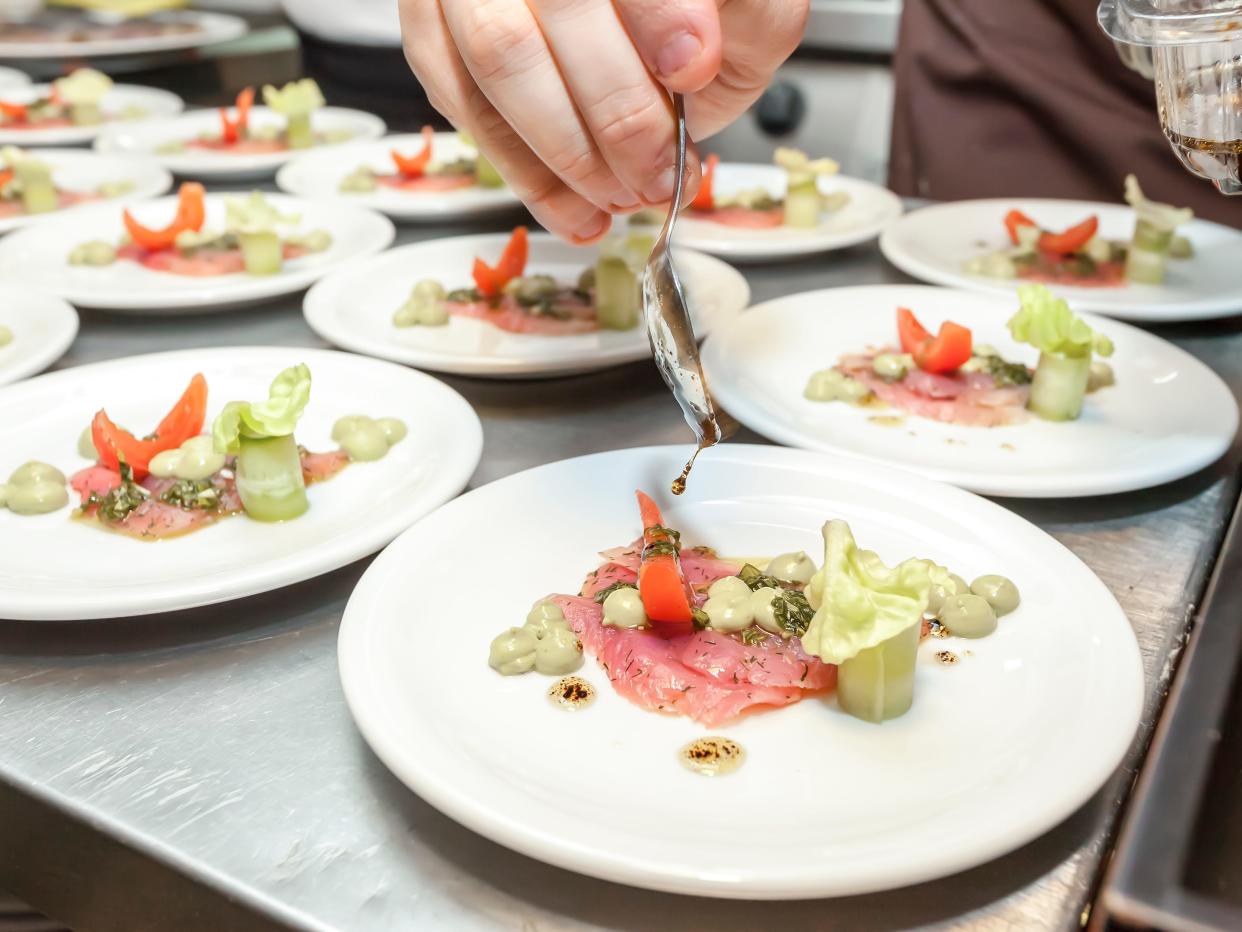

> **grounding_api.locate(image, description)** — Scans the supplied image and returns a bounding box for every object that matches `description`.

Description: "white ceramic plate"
[276,132,523,221]
[303,232,751,378]
[648,163,903,261]
[0,11,246,59]
[0,346,482,621]
[339,444,1144,899]
[96,107,388,181]
[0,284,78,386]
[0,83,184,146]
[880,198,1242,322]
[0,67,30,90]
[701,285,1237,497]
[0,191,396,313]
[0,148,171,234]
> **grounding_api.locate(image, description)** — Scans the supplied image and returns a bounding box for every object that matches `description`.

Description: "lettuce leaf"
[1007,284,1114,359]
[261,78,325,117]
[53,68,113,107]
[1124,174,1193,233]
[212,364,312,453]
[800,520,931,665]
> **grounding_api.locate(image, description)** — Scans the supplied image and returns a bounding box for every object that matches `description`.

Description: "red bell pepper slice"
[1037,215,1098,255]
[897,307,973,374]
[471,226,528,297]
[218,86,254,145]
[1004,209,1036,245]
[635,490,696,638]
[0,100,28,122]
[91,373,208,479]
[123,182,206,252]
[690,153,718,211]
[391,125,435,178]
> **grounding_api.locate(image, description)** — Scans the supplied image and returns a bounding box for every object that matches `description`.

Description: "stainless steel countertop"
[0,212,1239,932]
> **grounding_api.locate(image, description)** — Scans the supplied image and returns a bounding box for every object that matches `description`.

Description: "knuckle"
[591,88,666,164]
[459,0,540,83]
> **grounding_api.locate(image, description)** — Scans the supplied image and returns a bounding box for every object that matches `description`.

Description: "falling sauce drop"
[670,443,704,496]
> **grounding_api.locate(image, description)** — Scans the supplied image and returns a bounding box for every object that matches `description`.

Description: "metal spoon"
[641,92,722,495]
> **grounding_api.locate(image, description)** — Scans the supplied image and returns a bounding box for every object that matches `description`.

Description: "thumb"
[615,0,723,94]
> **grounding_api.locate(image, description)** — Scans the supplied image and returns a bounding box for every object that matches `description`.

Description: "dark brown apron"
[888,0,1240,228]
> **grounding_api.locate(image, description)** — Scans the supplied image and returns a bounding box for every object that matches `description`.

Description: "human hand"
[399,0,808,242]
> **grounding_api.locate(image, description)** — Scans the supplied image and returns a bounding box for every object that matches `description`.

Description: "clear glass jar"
[1099,0,1242,194]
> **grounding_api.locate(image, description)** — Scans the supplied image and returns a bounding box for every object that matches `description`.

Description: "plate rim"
[0,344,484,620]
[701,283,1239,497]
[337,442,1145,899]
[879,198,1242,322]
[0,285,79,387]
[302,230,752,377]
[0,10,247,59]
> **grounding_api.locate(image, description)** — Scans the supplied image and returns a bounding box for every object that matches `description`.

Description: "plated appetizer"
[0,145,145,219]
[0,69,117,131]
[491,490,1019,727]
[393,225,649,336]
[338,445,1143,897]
[684,148,849,230]
[805,284,1114,425]
[338,126,503,195]
[2,363,406,538]
[966,176,1193,288]
[157,80,349,157]
[67,183,331,277]
[303,231,748,377]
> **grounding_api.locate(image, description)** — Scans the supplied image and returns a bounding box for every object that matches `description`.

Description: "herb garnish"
[976,354,1033,386]
[691,607,710,631]
[740,628,768,646]
[159,478,221,511]
[592,581,637,605]
[83,462,148,522]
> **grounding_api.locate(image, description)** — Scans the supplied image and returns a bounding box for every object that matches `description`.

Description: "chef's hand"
[399,0,808,242]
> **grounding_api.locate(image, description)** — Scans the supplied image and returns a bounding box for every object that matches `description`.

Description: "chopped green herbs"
[159,478,222,511]
[739,628,768,646]
[84,462,148,522]
[738,563,781,591]
[691,607,711,631]
[773,589,814,638]
[979,354,1032,386]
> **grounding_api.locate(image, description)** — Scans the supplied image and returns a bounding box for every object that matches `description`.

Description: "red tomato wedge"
[690,153,719,211]
[0,168,12,188]
[123,182,206,252]
[90,373,208,479]
[635,490,696,638]
[897,306,931,355]
[0,100,28,121]
[218,86,254,145]
[391,125,435,178]
[1004,209,1036,245]
[1038,215,1098,255]
[898,307,973,374]
[472,226,529,297]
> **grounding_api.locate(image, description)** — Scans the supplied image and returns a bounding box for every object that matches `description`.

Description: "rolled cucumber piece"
[1126,218,1173,285]
[239,231,283,276]
[837,620,920,724]
[1028,351,1090,421]
[784,180,820,229]
[16,161,56,215]
[594,255,640,330]
[235,433,308,522]
[285,113,315,150]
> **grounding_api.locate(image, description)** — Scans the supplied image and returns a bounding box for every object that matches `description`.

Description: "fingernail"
[657,32,702,78]
[642,166,678,205]
[573,213,610,242]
